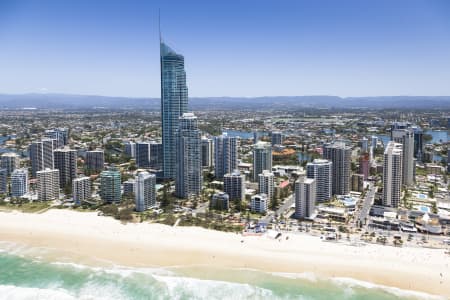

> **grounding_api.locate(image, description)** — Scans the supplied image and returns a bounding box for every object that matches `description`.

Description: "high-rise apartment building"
[136,142,151,168]
[214,134,238,179]
[29,139,56,177]
[252,141,272,182]
[161,41,188,179]
[201,137,214,168]
[210,192,229,210]
[135,171,156,212]
[124,141,136,158]
[383,142,403,208]
[323,141,351,195]
[251,193,268,213]
[258,170,274,201]
[149,141,163,169]
[295,176,316,219]
[306,159,332,202]
[85,150,104,173]
[0,169,7,194]
[44,128,69,148]
[271,131,283,146]
[37,168,60,201]
[175,113,202,198]
[1,152,20,176]
[223,170,245,202]
[53,148,77,188]
[11,168,28,197]
[100,169,121,204]
[72,176,91,205]
[391,129,414,186]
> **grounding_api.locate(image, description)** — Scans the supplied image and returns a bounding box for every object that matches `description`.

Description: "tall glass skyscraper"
[160,41,188,179]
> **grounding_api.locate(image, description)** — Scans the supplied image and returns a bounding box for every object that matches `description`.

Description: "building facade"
[258,170,274,201]
[210,192,229,210]
[11,168,28,197]
[383,142,403,208]
[175,113,202,198]
[135,171,156,212]
[85,150,105,173]
[323,141,351,195]
[29,139,56,177]
[252,141,272,182]
[1,152,20,176]
[53,148,77,188]
[72,176,91,205]
[223,170,245,202]
[295,176,316,219]
[161,41,188,179]
[391,129,414,186]
[37,168,60,201]
[214,134,238,179]
[251,193,268,214]
[100,169,121,204]
[306,159,332,203]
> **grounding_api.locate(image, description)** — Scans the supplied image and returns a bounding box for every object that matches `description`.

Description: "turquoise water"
[0,245,444,300]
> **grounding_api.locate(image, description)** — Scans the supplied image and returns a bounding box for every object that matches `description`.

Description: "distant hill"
[0,93,449,110]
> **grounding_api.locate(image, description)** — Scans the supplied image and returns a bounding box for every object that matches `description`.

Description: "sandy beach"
[0,209,448,297]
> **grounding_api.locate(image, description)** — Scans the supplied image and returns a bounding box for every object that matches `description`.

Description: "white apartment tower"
[295,176,316,219]
[258,170,274,201]
[383,142,403,208]
[135,171,156,212]
[306,159,332,203]
[37,168,60,201]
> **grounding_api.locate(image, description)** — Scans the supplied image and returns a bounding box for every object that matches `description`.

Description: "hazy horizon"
[1,0,450,97]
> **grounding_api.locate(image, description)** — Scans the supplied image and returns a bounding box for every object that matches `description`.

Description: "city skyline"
[1,0,450,98]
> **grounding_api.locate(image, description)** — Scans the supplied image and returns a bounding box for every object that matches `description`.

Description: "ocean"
[0,243,444,300]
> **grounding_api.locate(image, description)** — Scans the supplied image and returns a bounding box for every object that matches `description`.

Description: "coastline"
[0,209,448,298]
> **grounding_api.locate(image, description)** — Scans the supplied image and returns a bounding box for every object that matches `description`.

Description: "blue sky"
[1,0,450,97]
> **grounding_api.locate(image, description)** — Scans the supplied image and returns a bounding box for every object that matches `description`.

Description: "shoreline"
[0,209,448,297]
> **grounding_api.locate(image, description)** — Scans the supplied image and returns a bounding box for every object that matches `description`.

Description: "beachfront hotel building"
[210,192,229,210]
[383,142,403,208]
[53,148,77,188]
[391,128,414,186]
[37,168,60,201]
[223,170,245,202]
[306,159,332,203]
[214,133,238,179]
[72,176,91,205]
[99,169,121,204]
[258,170,274,201]
[252,141,272,182]
[201,137,214,168]
[135,171,156,212]
[294,176,316,219]
[251,193,268,213]
[29,139,57,177]
[11,168,28,197]
[175,113,202,199]
[85,150,105,173]
[323,141,351,195]
[1,152,20,176]
[161,40,188,179]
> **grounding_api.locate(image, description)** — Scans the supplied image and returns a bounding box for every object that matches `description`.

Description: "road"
[355,183,376,226]
[260,194,294,224]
